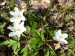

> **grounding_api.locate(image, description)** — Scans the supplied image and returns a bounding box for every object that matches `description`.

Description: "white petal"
[14,7,20,14]
[20,9,24,14]
[20,10,26,21]
[59,40,68,45]
[53,36,58,41]
[14,7,19,14]
[12,19,21,25]
[13,22,20,27]
[9,32,16,37]
[20,22,24,27]
[58,41,64,45]
[15,19,21,23]
[23,27,26,31]
[21,27,26,32]
[62,40,68,44]
[62,34,68,38]
[7,26,14,31]
[10,11,16,16]
[55,29,61,36]
[10,17,16,22]
[21,16,26,21]
[16,33,21,37]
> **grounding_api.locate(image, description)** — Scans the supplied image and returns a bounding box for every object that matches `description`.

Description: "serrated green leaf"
[34,30,40,36]
[1,12,9,21]
[21,48,28,56]
[0,39,16,46]
[0,29,4,34]
[0,23,6,34]
[45,28,55,38]
[12,36,18,41]
[28,37,40,49]
[30,21,38,29]
[8,43,14,47]
[12,43,18,52]
[0,23,6,28]
[21,48,26,53]
[25,26,31,34]
[12,36,20,41]
[28,37,40,45]
[45,51,49,56]
[12,42,20,54]
[17,42,20,49]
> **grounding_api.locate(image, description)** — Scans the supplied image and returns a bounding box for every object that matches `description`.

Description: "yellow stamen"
[57,35,62,40]
[14,28,20,32]
[16,14,20,18]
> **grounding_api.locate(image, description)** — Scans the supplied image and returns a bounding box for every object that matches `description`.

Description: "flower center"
[14,28,20,32]
[57,35,62,40]
[16,14,20,18]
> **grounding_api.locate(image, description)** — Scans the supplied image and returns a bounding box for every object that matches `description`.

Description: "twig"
[38,23,48,31]
[47,43,56,55]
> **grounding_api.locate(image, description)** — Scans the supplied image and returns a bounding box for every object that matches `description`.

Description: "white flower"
[53,29,68,45]
[10,7,26,23]
[7,22,26,37]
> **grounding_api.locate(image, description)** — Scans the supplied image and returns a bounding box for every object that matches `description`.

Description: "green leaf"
[45,28,55,38]
[12,42,20,52]
[0,23,6,34]
[12,36,18,41]
[40,31,44,41]
[0,29,4,34]
[21,48,28,56]
[3,39,16,45]
[28,37,40,49]
[1,39,21,54]
[1,12,9,21]
[17,42,20,49]
[0,39,17,47]
[46,49,56,56]
[45,51,49,56]
[7,0,14,8]
[28,37,39,45]
[30,21,38,29]
[25,26,31,34]
[0,23,6,28]
[49,30,54,37]
[12,43,18,52]
[12,36,20,41]
[60,53,66,56]
[34,30,40,37]
[1,12,7,18]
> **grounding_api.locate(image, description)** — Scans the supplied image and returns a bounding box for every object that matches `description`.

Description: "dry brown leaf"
[20,2,27,12]
[58,0,67,6]
[40,0,50,9]
[58,0,74,7]
[30,0,51,12]
[54,42,61,50]
[71,14,75,21]
[30,0,40,9]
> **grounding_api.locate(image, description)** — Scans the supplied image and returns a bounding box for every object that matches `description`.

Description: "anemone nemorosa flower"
[10,7,26,23]
[53,29,68,45]
[7,22,26,37]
